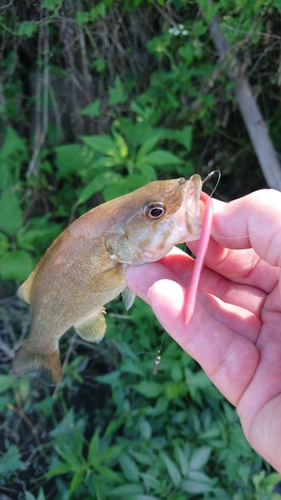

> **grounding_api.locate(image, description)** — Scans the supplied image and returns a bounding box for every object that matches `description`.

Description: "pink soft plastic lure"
[184,191,213,323]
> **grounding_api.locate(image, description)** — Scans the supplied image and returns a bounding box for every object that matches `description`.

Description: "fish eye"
[143,202,166,219]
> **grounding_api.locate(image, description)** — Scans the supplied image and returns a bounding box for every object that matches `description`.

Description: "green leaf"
[42,0,62,10]
[80,100,100,116]
[195,0,218,22]
[139,473,160,490]
[262,471,281,487]
[172,126,193,152]
[120,359,145,377]
[193,20,207,37]
[274,0,281,12]
[137,134,162,159]
[25,490,45,500]
[182,471,215,493]
[0,161,14,191]
[43,463,73,478]
[17,224,62,252]
[99,445,124,463]
[90,4,106,21]
[25,492,37,500]
[181,479,213,494]
[76,172,122,205]
[80,135,116,156]
[130,496,159,500]
[50,408,75,438]
[0,187,22,235]
[95,370,120,385]
[189,446,211,470]
[87,428,99,464]
[108,484,143,497]
[165,381,184,399]
[92,463,122,482]
[109,76,127,105]
[143,150,183,166]
[113,132,128,159]
[70,469,84,494]
[171,362,183,382]
[37,488,45,500]
[0,445,25,476]
[136,162,156,180]
[17,22,37,38]
[104,418,124,437]
[129,451,152,467]
[119,453,139,482]
[0,375,17,393]
[92,58,107,72]
[33,396,56,416]
[76,11,90,26]
[174,445,189,476]
[133,381,163,398]
[55,144,91,178]
[0,232,9,256]
[160,451,181,487]
[92,156,120,168]
[179,43,194,65]
[25,493,37,500]
[0,127,26,158]
[54,443,82,467]
[103,174,147,201]
[0,250,34,281]
[138,418,151,441]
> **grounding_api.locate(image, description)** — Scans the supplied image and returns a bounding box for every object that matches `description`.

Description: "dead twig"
[206,9,281,190]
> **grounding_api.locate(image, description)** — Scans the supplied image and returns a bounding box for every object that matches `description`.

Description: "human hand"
[126,189,281,472]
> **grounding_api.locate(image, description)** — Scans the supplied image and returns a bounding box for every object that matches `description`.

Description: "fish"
[11,174,206,385]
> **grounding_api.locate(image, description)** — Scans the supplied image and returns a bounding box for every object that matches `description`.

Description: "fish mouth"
[183,175,203,238]
[164,176,203,248]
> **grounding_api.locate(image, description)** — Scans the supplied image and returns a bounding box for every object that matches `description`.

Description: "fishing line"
[211,223,281,241]
[130,330,166,374]
[152,330,166,375]
[202,169,221,197]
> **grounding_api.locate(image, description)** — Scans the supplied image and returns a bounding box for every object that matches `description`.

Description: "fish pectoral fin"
[11,340,61,386]
[74,307,106,343]
[17,272,36,304]
[121,287,135,311]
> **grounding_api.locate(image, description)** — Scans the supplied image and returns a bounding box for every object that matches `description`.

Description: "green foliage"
[1,0,281,498]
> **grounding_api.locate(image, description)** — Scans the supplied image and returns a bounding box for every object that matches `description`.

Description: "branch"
[207,14,281,191]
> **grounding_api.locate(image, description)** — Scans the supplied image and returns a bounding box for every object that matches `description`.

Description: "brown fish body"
[12,175,203,384]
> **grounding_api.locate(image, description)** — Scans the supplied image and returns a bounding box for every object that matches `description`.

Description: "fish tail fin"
[11,340,62,386]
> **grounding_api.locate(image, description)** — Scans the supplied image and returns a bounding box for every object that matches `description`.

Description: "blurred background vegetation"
[1,0,281,498]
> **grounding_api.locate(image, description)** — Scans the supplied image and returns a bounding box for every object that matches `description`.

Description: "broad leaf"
[0,188,22,235]
[0,250,33,281]
[80,135,116,156]
[80,99,100,116]
[133,381,163,398]
[0,445,25,476]
[76,172,122,205]
[144,150,183,166]
[160,451,181,487]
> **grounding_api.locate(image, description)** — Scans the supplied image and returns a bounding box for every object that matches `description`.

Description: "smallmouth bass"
[12,175,206,385]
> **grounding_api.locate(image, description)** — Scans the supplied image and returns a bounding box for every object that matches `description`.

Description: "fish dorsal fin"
[17,271,36,304]
[121,287,135,311]
[74,307,106,343]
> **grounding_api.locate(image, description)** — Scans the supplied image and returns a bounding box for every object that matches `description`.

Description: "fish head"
[106,174,204,265]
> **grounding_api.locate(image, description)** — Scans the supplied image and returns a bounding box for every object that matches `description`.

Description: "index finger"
[187,189,281,292]
[211,189,281,266]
